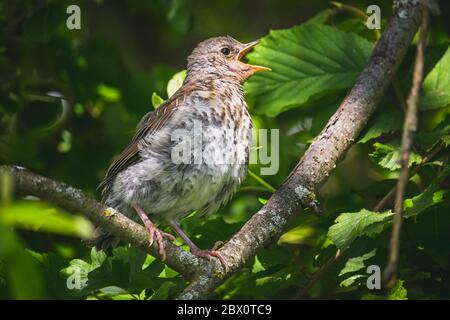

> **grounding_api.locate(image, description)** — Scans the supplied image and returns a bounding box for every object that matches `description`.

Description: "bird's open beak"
[236,40,271,72]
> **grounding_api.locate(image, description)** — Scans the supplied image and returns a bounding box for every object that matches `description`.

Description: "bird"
[92,36,270,268]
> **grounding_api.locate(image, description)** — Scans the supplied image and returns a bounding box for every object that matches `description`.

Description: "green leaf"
[279,225,315,245]
[60,247,107,294]
[258,197,267,205]
[0,226,45,299]
[151,92,165,108]
[252,255,266,274]
[340,274,366,288]
[61,246,173,298]
[370,141,422,171]
[329,178,448,251]
[404,182,448,218]
[0,201,94,239]
[328,209,393,251]
[244,24,373,117]
[97,84,122,102]
[416,121,450,151]
[420,45,450,110]
[388,280,408,300]
[278,215,325,246]
[149,281,177,300]
[57,130,72,153]
[339,249,377,277]
[358,108,402,143]
[167,70,186,98]
[90,248,107,269]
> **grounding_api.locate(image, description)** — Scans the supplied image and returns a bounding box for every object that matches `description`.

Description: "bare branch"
[383,2,431,288]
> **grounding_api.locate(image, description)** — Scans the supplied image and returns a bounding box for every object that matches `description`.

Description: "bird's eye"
[220,47,231,55]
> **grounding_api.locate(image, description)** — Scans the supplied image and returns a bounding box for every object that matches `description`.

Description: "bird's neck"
[184,74,244,95]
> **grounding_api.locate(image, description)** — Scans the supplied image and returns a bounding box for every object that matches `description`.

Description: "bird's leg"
[133,206,175,260]
[169,221,227,270]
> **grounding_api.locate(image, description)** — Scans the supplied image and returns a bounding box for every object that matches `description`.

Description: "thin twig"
[248,169,277,193]
[237,186,273,193]
[329,2,382,39]
[374,143,443,212]
[383,4,430,288]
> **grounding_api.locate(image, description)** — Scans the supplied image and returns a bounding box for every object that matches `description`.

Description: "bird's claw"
[212,241,224,250]
[144,225,176,261]
[192,248,227,272]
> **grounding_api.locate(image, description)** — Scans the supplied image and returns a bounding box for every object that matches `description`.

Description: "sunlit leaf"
[388,280,408,300]
[340,274,366,288]
[421,45,450,110]
[339,249,377,277]
[245,24,373,116]
[97,84,122,102]
[329,178,448,251]
[328,209,393,250]
[167,70,186,98]
[0,201,94,239]
[404,184,448,218]
[151,92,165,108]
[251,255,266,274]
[370,141,422,171]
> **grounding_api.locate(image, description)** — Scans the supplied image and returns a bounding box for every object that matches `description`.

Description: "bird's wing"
[98,84,196,197]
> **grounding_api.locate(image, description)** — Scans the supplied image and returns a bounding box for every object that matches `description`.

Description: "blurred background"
[1,0,449,299]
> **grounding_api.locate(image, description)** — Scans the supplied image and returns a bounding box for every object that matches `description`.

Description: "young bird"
[93,36,270,267]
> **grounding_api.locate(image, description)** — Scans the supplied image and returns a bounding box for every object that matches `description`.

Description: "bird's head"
[186,36,270,83]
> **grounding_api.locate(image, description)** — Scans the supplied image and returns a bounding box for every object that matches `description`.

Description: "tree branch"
[177,0,423,299]
[0,165,207,280]
[383,1,431,288]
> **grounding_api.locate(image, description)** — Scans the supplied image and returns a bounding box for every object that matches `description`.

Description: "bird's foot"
[133,205,176,260]
[168,221,228,271]
[191,248,227,271]
[144,224,176,260]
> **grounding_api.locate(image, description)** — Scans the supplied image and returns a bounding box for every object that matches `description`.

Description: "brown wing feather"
[98,83,197,199]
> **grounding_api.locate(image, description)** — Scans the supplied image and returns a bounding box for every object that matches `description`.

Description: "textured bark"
[1,0,423,300]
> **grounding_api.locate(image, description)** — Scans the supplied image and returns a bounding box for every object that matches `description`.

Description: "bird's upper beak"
[236,40,271,72]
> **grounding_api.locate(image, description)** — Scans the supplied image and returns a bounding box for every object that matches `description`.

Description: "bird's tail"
[84,227,120,251]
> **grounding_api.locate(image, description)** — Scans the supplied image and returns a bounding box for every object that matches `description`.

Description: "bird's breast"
[128,88,253,221]
[178,92,252,171]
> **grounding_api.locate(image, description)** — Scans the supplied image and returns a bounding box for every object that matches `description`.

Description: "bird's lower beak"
[236,40,271,72]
